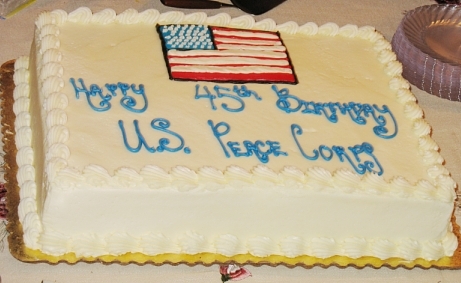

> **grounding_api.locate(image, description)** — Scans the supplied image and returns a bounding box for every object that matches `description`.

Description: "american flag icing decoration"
[158,24,297,84]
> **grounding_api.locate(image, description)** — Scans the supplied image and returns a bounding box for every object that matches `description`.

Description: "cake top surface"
[20,7,455,201]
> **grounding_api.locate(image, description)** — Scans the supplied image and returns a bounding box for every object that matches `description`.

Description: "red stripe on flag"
[171,71,296,83]
[167,55,289,60]
[168,63,294,69]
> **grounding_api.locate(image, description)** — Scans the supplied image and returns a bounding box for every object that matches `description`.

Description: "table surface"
[2,0,461,282]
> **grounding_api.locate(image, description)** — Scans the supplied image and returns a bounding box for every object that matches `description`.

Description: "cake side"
[13,8,458,262]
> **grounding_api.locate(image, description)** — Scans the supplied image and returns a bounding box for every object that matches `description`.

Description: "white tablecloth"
[2,0,461,282]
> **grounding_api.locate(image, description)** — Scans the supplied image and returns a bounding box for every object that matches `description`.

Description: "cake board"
[2,59,461,269]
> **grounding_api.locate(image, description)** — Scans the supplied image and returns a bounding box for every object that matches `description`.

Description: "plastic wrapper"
[0,0,35,19]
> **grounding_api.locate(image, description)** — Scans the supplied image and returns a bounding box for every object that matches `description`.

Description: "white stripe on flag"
[168,56,291,66]
[211,29,280,40]
[213,37,283,46]
[167,49,288,59]
[214,44,287,52]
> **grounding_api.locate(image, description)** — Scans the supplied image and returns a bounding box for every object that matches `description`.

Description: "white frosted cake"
[11,7,458,264]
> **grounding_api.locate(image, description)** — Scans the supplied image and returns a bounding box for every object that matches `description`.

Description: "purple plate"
[392,4,461,101]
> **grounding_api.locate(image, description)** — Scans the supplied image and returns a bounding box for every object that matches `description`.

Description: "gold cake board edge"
[2,59,461,269]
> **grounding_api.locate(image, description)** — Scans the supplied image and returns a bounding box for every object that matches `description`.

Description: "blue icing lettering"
[71,78,147,113]
[70,78,112,112]
[119,82,148,113]
[105,83,118,97]
[214,85,244,112]
[119,119,190,154]
[272,85,398,139]
[151,118,190,153]
[290,124,319,161]
[232,85,262,100]
[291,124,383,175]
[318,145,334,161]
[207,120,231,157]
[196,84,262,112]
[119,120,155,153]
[195,85,217,110]
[371,104,397,138]
[208,120,287,163]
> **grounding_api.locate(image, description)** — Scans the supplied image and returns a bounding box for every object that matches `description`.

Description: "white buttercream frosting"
[140,233,180,255]
[13,8,457,262]
[317,22,339,36]
[338,24,359,38]
[215,234,247,256]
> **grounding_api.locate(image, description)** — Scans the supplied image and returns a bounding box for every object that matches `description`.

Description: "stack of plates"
[392,4,461,101]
